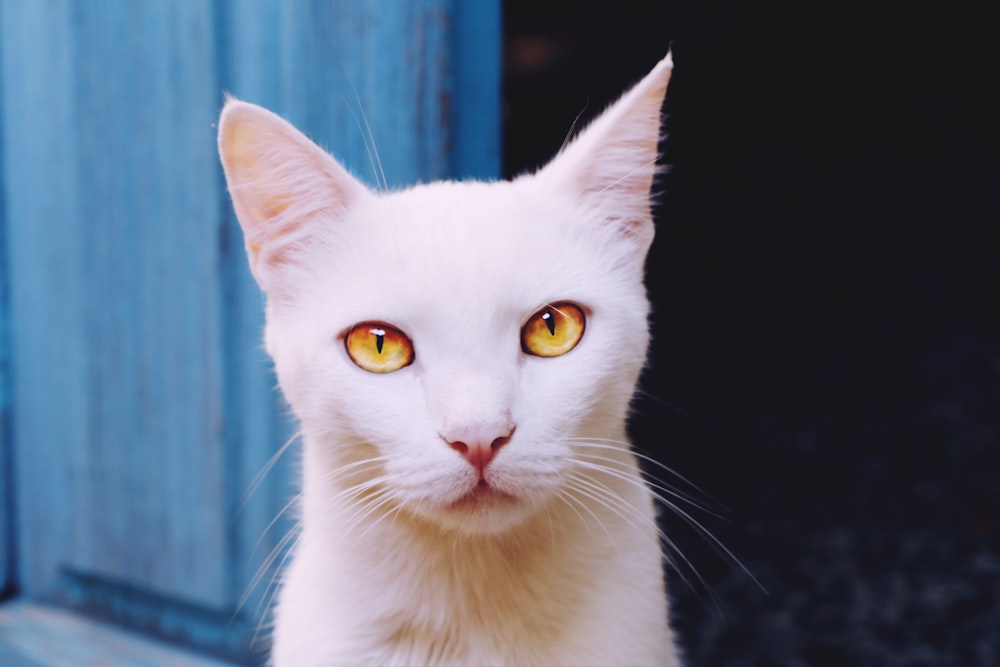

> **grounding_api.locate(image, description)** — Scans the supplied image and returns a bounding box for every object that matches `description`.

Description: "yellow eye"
[345,322,414,373]
[521,302,586,357]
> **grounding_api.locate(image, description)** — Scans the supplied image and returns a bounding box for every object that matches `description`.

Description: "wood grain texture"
[2,0,229,608]
[0,0,10,594]
[273,0,454,187]
[452,0,502,179]
[0,601,239,667]
[0,0,499,661]
[0,0,84,609]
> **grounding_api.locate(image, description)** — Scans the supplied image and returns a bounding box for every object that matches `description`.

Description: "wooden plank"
[0,0,501,660]
[0,601,239,667]
[216,0,298,625]
[0,26,9,597]
[71,0,228,608]
[0,0,84,606]
[0,0,10,595]
[1,1,231,609]
[271,0,453,188]
[453,0,502,179]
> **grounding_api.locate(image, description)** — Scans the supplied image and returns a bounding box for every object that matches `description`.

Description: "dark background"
[503,1,1000,665]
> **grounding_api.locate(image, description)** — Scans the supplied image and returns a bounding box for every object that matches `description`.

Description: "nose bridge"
[430,367,515,442]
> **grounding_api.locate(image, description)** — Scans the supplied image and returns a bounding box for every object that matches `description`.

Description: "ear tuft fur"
[218,99,369,295]
[538,52,673,256]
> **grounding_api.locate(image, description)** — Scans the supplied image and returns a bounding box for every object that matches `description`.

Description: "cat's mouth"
[448,481,517,510]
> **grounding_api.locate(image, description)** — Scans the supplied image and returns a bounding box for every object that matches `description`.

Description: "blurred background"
[1,1,998,665]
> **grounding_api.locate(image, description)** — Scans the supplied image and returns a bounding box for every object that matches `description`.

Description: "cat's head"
[218,54,672,535]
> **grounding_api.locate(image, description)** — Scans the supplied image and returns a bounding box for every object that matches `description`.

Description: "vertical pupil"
[543,311,556,335]
[371,328,385,354]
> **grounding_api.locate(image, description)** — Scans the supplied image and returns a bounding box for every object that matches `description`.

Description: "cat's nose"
[443,422,514,475]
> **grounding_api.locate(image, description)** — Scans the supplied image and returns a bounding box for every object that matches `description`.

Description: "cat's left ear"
[539,52,672,258]
[218,98,371,297]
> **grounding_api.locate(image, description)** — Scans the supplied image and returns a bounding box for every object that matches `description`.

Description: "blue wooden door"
[0,2,499,664]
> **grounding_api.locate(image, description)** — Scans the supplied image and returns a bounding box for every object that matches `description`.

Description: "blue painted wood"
[272,0,454,188]
[453,0,503,180]
[215,2,299,629]
[0,0,500,662]
[0,601,239,667]
[0,2,83,612]
[2,0,230,608]
[0,1,10,596]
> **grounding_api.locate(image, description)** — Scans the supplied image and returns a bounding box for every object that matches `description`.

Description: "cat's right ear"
[535,53,672,262]
[218,98,369,295]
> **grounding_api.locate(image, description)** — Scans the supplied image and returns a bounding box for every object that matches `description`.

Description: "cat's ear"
[539,52,672,258]
[218,98,370,295]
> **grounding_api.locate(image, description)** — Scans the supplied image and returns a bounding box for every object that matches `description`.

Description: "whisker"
[543,500,557,552]
[535,102,589,191]
[634,389,692,418]
[567,438,722,508]
[240,458,394,632]
[596,156,661,196]
[327,473,395,507]
[250,532,298,627]
[340,487,398,536]
[253,527,302,648]
[573,452,766,607]
[322,455,391,486]
[238,429,301,514]
[340,67,388,194]
[339,64,400,256]
[355,499,406,543]
[248,493,302,561]
[573,457,763,593]
[566,472,723,617]
[554,484,613,544]
[557,100,591,156]
[567,473,675,555]
[239,520,302,623]
[573,452,723,518]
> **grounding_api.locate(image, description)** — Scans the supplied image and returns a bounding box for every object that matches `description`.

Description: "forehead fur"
[287,177,647,331]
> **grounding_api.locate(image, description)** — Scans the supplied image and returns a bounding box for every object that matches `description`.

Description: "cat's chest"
[294,516,589,636]
[369,537,581,639]
[276,539,582,666]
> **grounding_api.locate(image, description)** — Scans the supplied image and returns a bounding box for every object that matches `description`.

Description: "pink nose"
[444,423,514,475]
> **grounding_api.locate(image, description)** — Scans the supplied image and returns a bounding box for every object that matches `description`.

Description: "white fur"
[219,53,680,666]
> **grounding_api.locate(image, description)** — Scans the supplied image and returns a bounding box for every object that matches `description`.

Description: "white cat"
[219,53,680,666]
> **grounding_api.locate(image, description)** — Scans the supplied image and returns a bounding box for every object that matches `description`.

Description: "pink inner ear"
[218,100,369,288]
[533,55,671,255]
[221,110,312,232]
